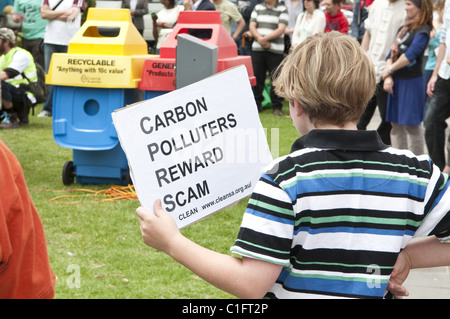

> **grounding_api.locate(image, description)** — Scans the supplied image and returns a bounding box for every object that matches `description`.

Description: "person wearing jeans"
[424,0,450,173]
[424,76,450,171]
[40,43,68,117]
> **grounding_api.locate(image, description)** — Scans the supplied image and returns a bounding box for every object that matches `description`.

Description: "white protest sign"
[112,65,273,228]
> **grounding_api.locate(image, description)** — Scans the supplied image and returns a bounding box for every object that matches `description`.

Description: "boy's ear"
[293,99,304,117]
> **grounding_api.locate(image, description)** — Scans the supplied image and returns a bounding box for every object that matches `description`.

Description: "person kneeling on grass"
[0,28,36,129]
[136,31,450,299]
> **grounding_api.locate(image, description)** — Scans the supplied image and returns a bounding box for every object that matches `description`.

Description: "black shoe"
[17,98,31,125]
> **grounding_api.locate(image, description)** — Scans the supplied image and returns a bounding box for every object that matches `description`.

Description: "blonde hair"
[273,32,376,127]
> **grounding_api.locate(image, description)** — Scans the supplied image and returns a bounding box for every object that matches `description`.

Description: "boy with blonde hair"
[137,32,450,299]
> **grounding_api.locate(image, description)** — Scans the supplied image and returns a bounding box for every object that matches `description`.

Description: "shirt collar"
[192,0,203,10]
[291,129,388,153]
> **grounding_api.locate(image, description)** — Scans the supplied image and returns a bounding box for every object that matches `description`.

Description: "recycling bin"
[138,11,256,99]
[46,8,152,185]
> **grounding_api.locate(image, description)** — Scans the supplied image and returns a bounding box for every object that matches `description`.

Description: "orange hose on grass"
[34,185,138,203]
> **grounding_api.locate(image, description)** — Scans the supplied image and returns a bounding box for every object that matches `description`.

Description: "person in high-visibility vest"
[0,27,37,129]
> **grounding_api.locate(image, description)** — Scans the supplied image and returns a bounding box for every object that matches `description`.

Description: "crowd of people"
[162,0,450,178]
[0,0,86,129]
[0,0,432,129]
[0,0,355,129]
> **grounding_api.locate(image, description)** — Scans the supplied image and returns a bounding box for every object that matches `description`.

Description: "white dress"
[291,9,325,46]
[156,5,184,50]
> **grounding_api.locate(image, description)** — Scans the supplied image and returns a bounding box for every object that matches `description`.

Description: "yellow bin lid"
[46,8,152,88]
[69,8,148,56]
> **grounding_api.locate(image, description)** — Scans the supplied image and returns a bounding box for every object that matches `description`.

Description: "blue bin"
[143,90,168,100]
[53,86,141,185]
[72,145,129,185]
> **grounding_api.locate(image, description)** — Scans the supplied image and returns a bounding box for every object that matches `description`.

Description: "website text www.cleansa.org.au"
[176,180,253,222]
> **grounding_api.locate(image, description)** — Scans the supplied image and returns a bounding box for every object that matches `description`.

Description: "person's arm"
[41,0,83,21]
[0,68,19,81]
[360,30,370,51]
[382,54,411,94]
[427,43,446,97]
[136,200,283,299]
[388,236,450,298]
[428,20,448,97]
[404,236,450,268]
[249,20,261,40]
[40,4,74,21]
[261,23,286,42]
[1,49,29,81]
[382,32,429,94]
[382,57,395,95]
[134,0,149,17]
[0,70,8,81]
[41,3,64,20]
[232,18,245,40]
[152,12,159,42]
[11,12,24,22]
[383,32,430,79]
[382,54,413,80]
[254,23,286,49]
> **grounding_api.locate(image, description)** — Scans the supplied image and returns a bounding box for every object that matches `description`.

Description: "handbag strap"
[52,0,64,10]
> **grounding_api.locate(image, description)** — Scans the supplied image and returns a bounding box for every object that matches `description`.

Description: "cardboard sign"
[112,66,273,228]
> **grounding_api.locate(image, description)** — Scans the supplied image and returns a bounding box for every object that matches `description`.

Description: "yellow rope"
[95,185,138,202]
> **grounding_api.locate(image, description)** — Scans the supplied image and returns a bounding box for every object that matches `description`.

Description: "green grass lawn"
[0,102,298,299]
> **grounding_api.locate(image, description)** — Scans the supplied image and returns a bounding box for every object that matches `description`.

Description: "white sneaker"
[37,110,52,118]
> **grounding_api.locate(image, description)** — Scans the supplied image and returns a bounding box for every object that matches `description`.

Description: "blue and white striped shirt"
[231,130,450,299]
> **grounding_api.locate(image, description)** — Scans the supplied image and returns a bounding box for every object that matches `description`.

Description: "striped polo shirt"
[231,130,450,299]
[250,2,288,54]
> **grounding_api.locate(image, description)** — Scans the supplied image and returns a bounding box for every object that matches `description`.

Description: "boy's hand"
[136,200,181,254]
[387,250,411,299]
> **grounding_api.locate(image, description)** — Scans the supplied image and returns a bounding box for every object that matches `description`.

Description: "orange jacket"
[0,140,55,299]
